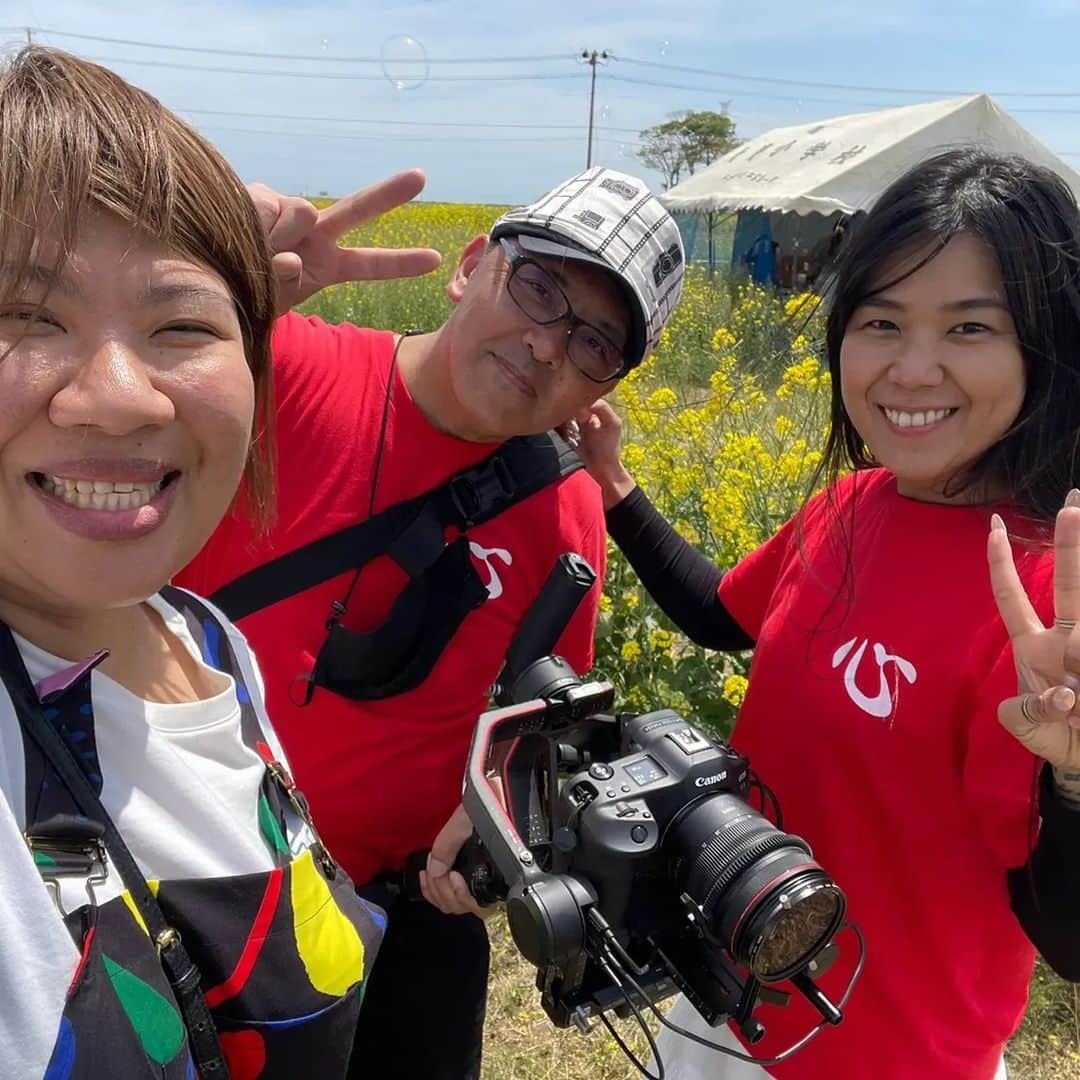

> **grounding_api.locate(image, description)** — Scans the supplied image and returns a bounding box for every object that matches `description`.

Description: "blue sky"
[6,0,1080,205]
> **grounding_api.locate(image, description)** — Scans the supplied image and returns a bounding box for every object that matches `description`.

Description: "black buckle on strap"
[449,457,516,528]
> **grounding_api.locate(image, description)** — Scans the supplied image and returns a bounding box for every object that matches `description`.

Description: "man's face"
[442,236,632,440]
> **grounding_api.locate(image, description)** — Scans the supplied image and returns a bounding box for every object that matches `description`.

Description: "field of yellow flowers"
[300,198,1078,1080]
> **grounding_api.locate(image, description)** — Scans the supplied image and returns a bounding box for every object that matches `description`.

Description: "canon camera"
[427,554,863,1073]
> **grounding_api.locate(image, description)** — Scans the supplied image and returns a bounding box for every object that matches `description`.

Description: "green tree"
[637,110,739,189]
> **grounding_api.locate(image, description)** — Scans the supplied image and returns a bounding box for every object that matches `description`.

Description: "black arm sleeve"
[1008,763,1080,981]
[605,486,754,651]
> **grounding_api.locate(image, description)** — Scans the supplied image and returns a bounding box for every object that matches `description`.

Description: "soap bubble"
[598,105,613,124]
[659,39,670,57]
[380,35,429,91]
[320,38,329,51]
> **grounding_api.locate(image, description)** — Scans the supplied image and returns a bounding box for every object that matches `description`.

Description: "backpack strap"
[209,431,581,622]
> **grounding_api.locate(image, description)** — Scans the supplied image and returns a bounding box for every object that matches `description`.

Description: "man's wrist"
[1051,765,1080,810]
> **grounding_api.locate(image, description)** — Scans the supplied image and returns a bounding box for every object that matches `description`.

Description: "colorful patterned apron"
[10,588,386,1079]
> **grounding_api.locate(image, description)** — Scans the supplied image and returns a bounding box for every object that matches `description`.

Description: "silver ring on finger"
[1055,618,1077,631]
[1020,693,1040,724]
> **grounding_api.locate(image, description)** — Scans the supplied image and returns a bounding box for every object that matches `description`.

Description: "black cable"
[749,774,783,829]
[631,922,867,1068]
[596,949,664,1080]
[598,1012,662,1080]
[334,328,420,616]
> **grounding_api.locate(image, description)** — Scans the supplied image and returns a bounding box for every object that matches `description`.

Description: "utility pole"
[26,26,33,44]
[580,49,611,168]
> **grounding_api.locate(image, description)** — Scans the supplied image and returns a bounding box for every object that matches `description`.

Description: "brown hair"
[0,46,276,525]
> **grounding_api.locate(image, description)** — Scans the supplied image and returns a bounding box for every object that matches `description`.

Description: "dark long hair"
[815,146,1080,523]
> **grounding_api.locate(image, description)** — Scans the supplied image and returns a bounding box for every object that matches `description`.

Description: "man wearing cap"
[176,165,685,1079]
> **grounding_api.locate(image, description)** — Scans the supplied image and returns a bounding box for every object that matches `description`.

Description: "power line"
[7,25,1080,155]
[617,55,1080,99]
[194,123,640,145]
[605,73,905,108]
[12,25,1080,100]
[177,105,643,134]
[9,26,574,64]
[603,74,1080,118]
[82,53,586,82]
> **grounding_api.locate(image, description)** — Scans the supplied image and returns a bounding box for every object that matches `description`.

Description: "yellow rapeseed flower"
[784,291,822,319]
[711,326,738,352]
[722,674,749,707]
[646,387,679,411]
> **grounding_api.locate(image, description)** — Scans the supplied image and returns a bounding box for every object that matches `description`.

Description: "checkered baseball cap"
[490,166,685,369]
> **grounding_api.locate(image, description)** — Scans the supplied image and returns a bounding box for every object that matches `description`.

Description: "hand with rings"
[987,489,1080,772]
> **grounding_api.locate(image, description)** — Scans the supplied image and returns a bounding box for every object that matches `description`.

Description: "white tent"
[660,94,1080,217]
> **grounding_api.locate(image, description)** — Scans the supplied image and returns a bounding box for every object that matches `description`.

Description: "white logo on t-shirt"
[469,542,513,600]
[831,636,917,720]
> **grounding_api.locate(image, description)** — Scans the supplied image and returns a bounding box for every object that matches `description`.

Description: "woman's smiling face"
[0,210,254,616]
[840,231,1026,502]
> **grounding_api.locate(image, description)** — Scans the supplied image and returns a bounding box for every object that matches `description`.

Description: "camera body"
[462,652,848,1042]
[550,697,754,948]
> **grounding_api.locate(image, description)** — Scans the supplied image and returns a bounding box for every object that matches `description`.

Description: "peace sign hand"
[987,490,1080,773]
[248,170,443,316]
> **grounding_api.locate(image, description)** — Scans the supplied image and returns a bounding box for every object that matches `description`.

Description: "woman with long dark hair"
[575,147,1080,1078]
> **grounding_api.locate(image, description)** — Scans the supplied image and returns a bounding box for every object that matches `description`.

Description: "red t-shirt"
[717,469,1046,1080]
[176,313,606,885]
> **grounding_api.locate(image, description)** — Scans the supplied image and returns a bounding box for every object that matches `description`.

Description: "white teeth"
[38,475,165,510]
[884,407,953,428]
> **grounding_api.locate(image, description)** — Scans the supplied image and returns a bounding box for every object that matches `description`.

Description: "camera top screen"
[625,756,668,787]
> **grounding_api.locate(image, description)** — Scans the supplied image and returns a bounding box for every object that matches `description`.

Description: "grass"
[481,915,657,1080]
[481,915,1079,1079]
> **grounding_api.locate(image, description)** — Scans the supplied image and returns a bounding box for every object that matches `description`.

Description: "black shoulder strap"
[209,431,582,622]
[437,430,581,529]
[0,625,230,1077]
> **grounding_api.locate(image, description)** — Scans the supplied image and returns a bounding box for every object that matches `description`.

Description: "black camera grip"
[497,553,596,705]
[399,835,498,905]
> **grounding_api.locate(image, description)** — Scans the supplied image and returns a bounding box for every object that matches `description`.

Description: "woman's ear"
[447,234,490,304]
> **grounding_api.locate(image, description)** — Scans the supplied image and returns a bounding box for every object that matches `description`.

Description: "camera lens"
[669,794,844,983]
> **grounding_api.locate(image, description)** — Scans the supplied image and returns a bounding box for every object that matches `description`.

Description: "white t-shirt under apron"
[0,592,299,1077]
